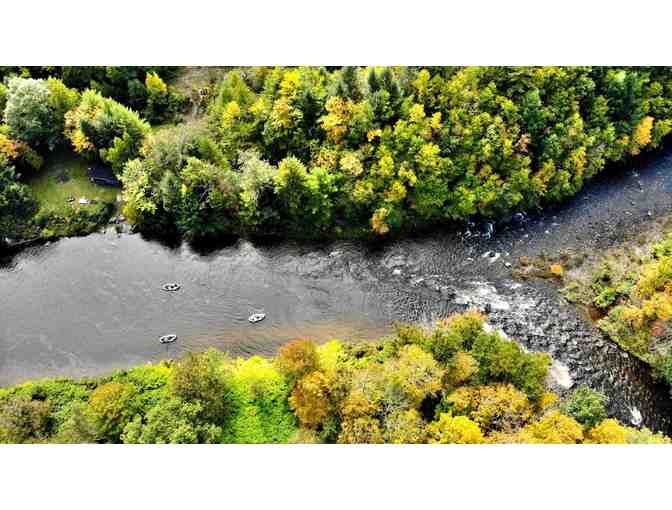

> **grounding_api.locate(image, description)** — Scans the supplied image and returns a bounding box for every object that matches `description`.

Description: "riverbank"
[2,313,668,444]
[3,147,672,432]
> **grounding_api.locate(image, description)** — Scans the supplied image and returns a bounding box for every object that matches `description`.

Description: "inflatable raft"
[159,334,177,344]
[248,313,266,324]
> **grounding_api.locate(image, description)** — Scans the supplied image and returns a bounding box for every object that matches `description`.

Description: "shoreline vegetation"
[1,311,668,444]
[524,214,672,389]
[3,66,672,249]
[3,66,672,443]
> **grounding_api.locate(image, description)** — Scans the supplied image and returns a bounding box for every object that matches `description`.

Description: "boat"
[159,334,177,344]
[248,313,266,324]
[162,282,181,292]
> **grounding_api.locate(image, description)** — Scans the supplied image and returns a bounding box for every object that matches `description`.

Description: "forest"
[3,67,672,444]
[3,66,672,243]
[1,311,667,444]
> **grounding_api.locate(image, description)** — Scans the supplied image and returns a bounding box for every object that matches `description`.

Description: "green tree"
[0,155,38,237]
[170,349,235,424]
[0,395,52,443]
[560,386,608,429]
[122,398,221,444]
[87,382,138,441]
[4,77,52,146]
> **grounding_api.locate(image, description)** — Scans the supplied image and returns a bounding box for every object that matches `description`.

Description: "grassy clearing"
[26,149,119,215]
[19,149,119,240]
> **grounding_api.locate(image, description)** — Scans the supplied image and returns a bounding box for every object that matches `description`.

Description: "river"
[3,149,672,431]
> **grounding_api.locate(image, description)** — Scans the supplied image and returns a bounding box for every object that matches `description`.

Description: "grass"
[26,149,119,215]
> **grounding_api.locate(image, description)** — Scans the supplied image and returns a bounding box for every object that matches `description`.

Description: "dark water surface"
[3,149,672,431]
[0,236,390,385]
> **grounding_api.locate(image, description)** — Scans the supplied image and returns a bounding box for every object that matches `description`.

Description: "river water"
[3,149,672,431]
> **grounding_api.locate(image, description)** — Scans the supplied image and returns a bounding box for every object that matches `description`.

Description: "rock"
[439,286,456,298]
[630,407,643,427]
[548,360,574,389]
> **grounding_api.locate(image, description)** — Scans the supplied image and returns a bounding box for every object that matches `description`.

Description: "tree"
[446,384,534,433]
[122,398,221,444]
[65,89,150,174]
[381,344,443,411]
[560,386,608,429]
[288,370,331,429]
[0,155,38,237]
[517,411,583,444]
[176,157,240,239]
[45,77,79,145]
[4,77,52,146]
[427,413,486,444]
[585,419,627,444]
[0,395,51,443]
[52,402,99,444]
[144,71,171,124]
[275,339,319,384]
[383,409,427,444]
[87,382,138,441]
[338,416,384,444]
[170,349,235,424]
